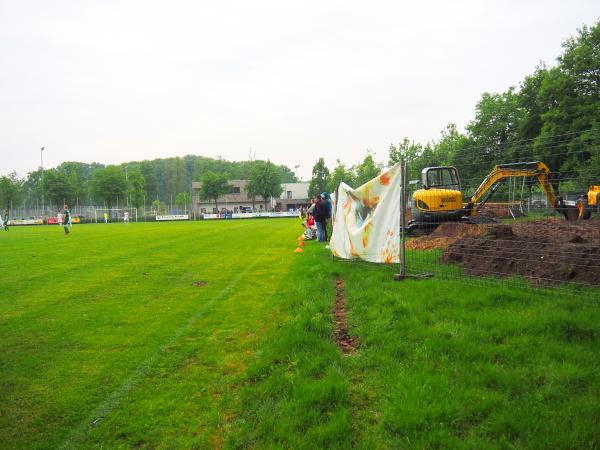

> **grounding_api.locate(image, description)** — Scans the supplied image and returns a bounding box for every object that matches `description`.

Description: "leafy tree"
[247,161,283,210]
[327,160,355,192]
[389,138,425,181]
[127,168,146,209]
[464,89,525,181]
[55,162,90,205]
[0,172,23,209]
[245,176,259,210]
[164,157,188,199]
[43,169,75,208]
[535,23,600,181]
[23,169,44,209]
[353,153,382,187]
[91,166,128,208]
[140,162,159,201]
[308,157,330,197]
[517,65,549,141]
[151,199,166,214]
[175,192,191,212]
[200,172,231,210]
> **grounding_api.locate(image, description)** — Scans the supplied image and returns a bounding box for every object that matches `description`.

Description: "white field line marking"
[59,248,272,449]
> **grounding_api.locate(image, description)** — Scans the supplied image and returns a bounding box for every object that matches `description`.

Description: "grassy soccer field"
[1,219,599,449]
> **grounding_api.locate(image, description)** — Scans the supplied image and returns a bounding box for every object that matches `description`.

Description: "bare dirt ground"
[333,278,358,354]
[409,218,600,286]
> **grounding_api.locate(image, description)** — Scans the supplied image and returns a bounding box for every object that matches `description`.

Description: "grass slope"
[1,220,599,449]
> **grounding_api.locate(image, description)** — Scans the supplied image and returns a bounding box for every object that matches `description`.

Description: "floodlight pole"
[40,147,45,217]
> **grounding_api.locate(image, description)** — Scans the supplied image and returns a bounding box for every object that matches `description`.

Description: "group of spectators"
[301,192,332,242]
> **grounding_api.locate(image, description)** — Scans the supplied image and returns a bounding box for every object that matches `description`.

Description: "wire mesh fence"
[402,131,600,297]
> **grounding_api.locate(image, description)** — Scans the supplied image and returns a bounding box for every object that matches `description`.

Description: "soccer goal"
[94,208,138,223]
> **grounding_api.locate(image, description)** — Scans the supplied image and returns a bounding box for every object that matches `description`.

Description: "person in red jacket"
[302,213,316,239]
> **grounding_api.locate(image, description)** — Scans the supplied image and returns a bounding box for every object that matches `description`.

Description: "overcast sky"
[1,1,598,180]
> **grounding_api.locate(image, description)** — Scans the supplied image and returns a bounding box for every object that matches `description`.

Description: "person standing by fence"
[313,195,329,242]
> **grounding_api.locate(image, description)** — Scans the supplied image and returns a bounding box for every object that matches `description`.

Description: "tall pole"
[125,165,129,206]
[395,160,408,281]
[40,147,45,217]
[400,159,407,277]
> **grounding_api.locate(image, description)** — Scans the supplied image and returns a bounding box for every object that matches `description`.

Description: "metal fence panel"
[402,134,600,296]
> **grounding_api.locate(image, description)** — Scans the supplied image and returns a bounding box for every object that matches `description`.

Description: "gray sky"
[1,1,598,180]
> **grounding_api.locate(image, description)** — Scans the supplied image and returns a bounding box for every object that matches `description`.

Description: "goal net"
[94,208,138,223]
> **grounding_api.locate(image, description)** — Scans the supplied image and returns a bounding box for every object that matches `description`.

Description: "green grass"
[1,220,599,449]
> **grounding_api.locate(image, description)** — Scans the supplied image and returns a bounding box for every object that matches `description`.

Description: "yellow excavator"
[408,161,578,230]
[576,185,600,219]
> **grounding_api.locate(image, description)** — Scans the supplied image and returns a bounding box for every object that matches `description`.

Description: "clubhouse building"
[191,180,310,214]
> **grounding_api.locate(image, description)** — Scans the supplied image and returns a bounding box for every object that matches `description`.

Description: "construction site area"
[407,207,600,287]
[400,159,600,290]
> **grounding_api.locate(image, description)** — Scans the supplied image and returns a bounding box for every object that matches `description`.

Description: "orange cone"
[299,241,305,247]
[294,247,304,253]
[298,235,305,241]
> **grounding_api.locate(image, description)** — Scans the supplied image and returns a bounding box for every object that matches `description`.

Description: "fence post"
[395,159,408,280]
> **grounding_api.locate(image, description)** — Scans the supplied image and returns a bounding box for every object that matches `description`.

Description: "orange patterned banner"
[330,163,402,263]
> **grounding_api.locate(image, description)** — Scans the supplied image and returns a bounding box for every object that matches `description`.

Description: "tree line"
[308,21,600,195]
[0,155,296,212]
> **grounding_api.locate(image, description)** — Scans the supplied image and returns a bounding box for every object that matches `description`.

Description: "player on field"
[124,211,129,224]
[63,205,71,235]
[103,212,108,223]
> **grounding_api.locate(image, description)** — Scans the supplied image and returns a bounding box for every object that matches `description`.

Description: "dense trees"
[1,155,298,211]
[0,172,23,209]
[43,169,74,207]
[90,166,128,208]
[127,168,146,209]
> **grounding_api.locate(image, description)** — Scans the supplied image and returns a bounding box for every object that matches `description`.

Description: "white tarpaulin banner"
[330,163,402,263]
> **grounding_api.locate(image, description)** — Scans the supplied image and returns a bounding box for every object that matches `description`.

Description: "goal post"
[94,208,138,223]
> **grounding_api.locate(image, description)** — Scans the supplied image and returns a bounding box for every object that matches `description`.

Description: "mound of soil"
[407,223,485,250]
[443,221,600,286]
[479,205,518,219]
[512,218,600,245]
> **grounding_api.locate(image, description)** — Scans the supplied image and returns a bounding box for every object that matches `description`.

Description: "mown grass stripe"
[58,245,274,449]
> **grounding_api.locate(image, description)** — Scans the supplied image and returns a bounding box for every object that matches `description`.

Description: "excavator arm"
[464,161,573,219]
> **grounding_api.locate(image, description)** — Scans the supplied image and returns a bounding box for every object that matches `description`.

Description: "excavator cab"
[409,167,465,228]
[421,166,461,191]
